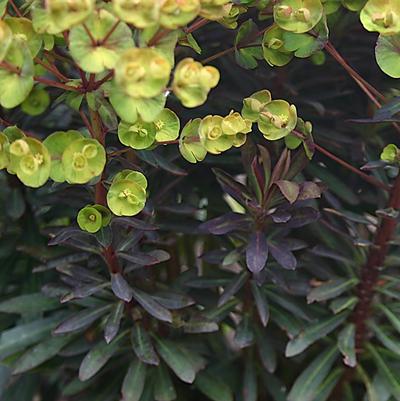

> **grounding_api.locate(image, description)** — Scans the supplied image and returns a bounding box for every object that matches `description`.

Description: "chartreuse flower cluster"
[118,109,180,150]
[242,90,297,140]
[0,128,106,188]
[77,204,111,233]
[112,0,232,29]
[257,0,328,67]
[179,89,301,163]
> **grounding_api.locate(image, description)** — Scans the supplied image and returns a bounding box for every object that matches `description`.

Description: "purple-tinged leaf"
[200,213,250,235]
[112,217,158,231]
[275,180,300,204]
[48,228,93,246]
[111,273,133,302]
[131,323,159,366]
[285,207,320,228]
[104,301,124,344]
[213,168,256,209]
[118,250,170,266]
[53,305,111,335]
[152,291,195,310]
[61,282,109,303]
[258,145,272,192]
[270,149,291,184]
[269,242,297,270]
[131,288,172,323]
[251,281,269,327]
[271,209,291,223]
[218,271,249,307]
[246,232,268,274]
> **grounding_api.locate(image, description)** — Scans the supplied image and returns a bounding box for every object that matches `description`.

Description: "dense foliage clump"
[1,0,400,400]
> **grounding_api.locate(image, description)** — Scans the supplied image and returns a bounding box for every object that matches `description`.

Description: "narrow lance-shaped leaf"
[131,323,159,366]
[111,273,133,302]
[154,363,176,401]
[243,354,258,401]
[155,338,196,384]
[218,271,249,307]
[256,327,276,373]
[338,323,356,367]
[200,213,250,235]
[246,232,268,274]
[251,280,269,327]
[131,287,172,323]
[54,305,111,335]
[369,321,400,356]
[79,333,124,381]
[288,345,339,401]
[269,241,297,270]
[13,335,72,374]
[367,344,400,401]
[307,278,359,304]
[121,359,146,401]
[285,312,348,357]
[104,301,124,344]
[378,304,400,335]
[0,314,67,359]
[195,372,234,401]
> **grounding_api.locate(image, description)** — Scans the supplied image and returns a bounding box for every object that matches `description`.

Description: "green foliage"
[0,0,400,400]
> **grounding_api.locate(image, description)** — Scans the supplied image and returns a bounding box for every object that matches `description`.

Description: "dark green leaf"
[195,372,233,401]
[285,313,348,357]
[131,323,159,366]
[288,346,339,401]
[338,324,356,367]
[121,359,146,401]
[13,335,72,374]
[155,338,196,384]
[154,363,176,401]
[308,278,358,303]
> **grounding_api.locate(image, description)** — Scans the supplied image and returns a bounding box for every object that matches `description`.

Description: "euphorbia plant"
[0,0,400,400]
